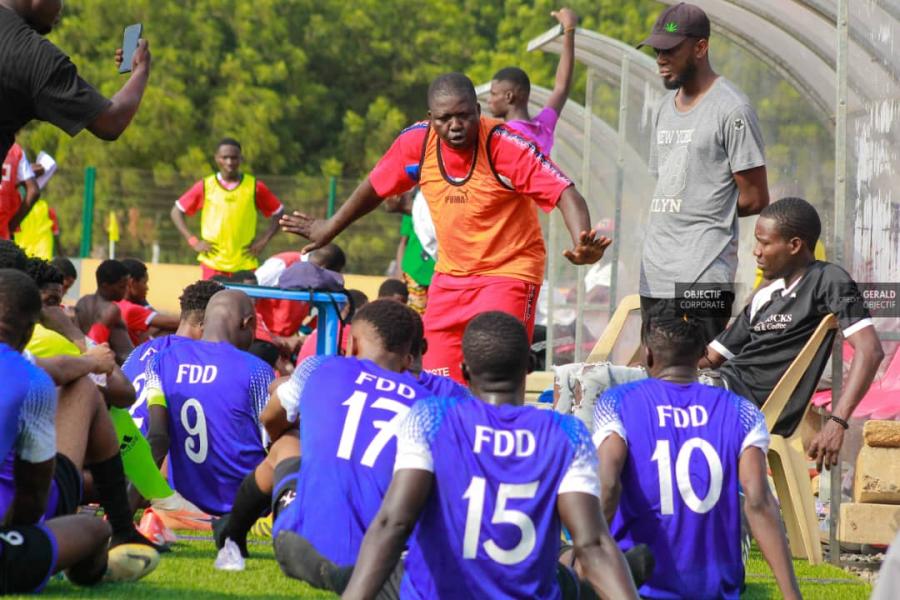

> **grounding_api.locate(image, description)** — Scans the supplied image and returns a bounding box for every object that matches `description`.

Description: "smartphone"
[118,23,143,74]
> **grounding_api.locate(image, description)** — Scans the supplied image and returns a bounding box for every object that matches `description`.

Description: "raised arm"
[807,325,883,471]
[544,9,578,115]
[739,447,801,599]
[342,469,433,599]
[558,491,639,600]
[280,177,384,255]
[87,40,151,141]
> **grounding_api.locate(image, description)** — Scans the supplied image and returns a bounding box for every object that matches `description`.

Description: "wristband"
[188,236,198,247]
[564,26,576,34]
[828,415,850,430]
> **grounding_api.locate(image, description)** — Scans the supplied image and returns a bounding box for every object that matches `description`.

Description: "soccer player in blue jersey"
[0,269,156,590]
[145,289,274,517]
[594,305,800,599]
[123,279,224,435]
[260,300,432,585]
[345,312,638,600]
[212,300,466,573]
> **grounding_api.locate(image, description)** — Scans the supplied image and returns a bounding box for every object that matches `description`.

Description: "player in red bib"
[281,73,609,383]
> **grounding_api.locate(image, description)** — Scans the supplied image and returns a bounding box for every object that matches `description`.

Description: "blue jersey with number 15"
[397,395,599,600]
[272,356,427,567]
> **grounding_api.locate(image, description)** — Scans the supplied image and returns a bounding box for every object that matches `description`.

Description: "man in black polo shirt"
[556,197,884,472]
[0,0,151,161]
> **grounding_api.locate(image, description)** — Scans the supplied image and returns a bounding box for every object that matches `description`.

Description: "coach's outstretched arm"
[342,469,433,600]
[556,187,612,265]
[281,178,383,255]
[739,447,801,600]
[558,491,639,600]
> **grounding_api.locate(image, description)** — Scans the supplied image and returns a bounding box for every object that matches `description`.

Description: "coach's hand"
[563,230,612,265]
[280,211,334,254]
[808,420,845,472]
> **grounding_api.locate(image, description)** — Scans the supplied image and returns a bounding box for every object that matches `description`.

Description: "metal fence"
[49,168,401,276]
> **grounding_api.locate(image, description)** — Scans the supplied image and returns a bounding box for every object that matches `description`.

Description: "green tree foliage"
[18,0,833,272]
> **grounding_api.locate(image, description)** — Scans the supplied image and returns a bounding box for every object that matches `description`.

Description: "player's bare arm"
[734,166,769,217]
[8,177,40,233]
[6,456,54,526]
[698,344,727,370]
[544,8,577,115]
[41,304,87,352]
[739,447,801,600]
[597,433,628,522]
[281,178,384,255]
[147,404,171,468]
[260,389,296,442]
[99,365,137,409]
[35,344,116,386]
[557,491,639,600]
[170,205,216,254]
[247,212,282,257]
[88,40,151,141]
[342,469,434,599]
[557,187,611,265]
[807,325,883,471]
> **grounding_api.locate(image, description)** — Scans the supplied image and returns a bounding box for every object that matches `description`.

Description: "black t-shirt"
[0,7,110,159]
[712,261,872,436]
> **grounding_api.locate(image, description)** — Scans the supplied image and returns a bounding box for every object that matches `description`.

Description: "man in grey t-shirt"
[638,2,769,343]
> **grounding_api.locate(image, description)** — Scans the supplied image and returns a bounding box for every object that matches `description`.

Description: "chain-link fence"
[47,168,401,276]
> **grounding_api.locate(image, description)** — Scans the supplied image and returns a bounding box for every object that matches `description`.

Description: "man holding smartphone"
[0,1,151,162]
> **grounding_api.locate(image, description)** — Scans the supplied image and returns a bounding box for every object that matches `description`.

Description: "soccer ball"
[105,544,160,582]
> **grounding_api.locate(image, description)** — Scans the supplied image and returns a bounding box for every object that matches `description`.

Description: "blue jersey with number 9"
[272,356,428,567]
[144,339,273,515]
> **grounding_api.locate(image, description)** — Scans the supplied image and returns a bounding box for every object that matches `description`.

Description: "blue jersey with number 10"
[398,395,598,600]
[593,379,769,600]
[272,356,427,567]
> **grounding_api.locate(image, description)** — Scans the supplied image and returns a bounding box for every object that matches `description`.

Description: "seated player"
[144,290,274,516]
[557,198,884,466]
[51,256,78,297]
[118,258,180,344]
[75,259,134,363]
[213,301,465,571]
[594,305,801,599]
[123,279,225,435]
[296,289,369,362]
[377,278,410,305]
[255,301,427,583]
[343,312,638,600]
[0,270,158,590]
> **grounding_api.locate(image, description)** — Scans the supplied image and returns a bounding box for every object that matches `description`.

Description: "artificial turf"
[13,535,872,599]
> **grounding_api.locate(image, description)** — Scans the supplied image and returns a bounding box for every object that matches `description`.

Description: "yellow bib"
[14,199,54,260]
[199,174,259,272]
[27,323,81,358]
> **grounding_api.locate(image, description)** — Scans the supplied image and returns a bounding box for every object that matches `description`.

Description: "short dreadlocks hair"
[24,257,64,289]
[640,301,709,366]
[179,280,226,323]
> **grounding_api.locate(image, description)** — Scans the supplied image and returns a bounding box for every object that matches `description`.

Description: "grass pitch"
[14,534,871,599]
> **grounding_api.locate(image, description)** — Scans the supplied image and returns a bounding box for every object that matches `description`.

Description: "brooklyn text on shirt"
[650,197,683,213]
[354,372,416,399]
[176,364,218,384]
[473,425,536,458]
[657,129,694,145]
[657,405,710,429]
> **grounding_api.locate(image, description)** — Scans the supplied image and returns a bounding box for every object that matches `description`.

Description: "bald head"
[202,289,257,350]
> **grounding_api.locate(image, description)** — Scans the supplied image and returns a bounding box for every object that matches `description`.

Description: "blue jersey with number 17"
[272,356,428,567]
[144,339,273,515]
[397,395,600,600]
[593,379,769,600]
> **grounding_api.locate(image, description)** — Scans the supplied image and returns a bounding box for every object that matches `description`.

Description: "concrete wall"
[72,259,387,314]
